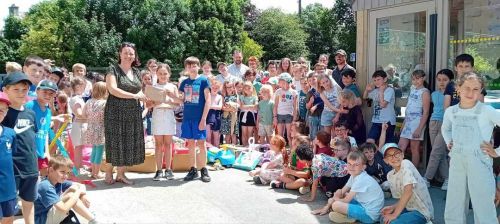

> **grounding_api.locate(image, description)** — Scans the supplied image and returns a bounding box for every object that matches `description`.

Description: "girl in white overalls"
[441,72,500,224]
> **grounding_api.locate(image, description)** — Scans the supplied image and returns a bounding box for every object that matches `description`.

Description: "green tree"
[300,3,334,64]
[18,0,82,66]
[252,9,309,63]
[330,0,356,57]
[240,31,264,63]
[126,0,193,66]
[0,15,28,70]
[190,0,245,63]
[242,0,260,33]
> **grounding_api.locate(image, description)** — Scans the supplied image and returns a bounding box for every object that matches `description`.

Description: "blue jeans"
[308,116,321,140]
[380,209,427,224]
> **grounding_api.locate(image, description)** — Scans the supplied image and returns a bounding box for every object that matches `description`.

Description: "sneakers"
[200,167,211,182]
[153,170,163,181]
[253,176,262,185]
[164,169,174,180]
[270,180,284,189]
[328,211,356,223]
[299,186,310,195]
[441,179,448,190]
[183,167,199,181]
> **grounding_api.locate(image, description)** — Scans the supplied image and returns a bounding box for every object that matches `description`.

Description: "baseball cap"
[335,49,347,56]
[37,80,58,92]
[2,71,33,87]
[268,76,279,85]
[279,73,293,83]
[51,67,65,79]
[380,143,401,157]
[0,92,11,106]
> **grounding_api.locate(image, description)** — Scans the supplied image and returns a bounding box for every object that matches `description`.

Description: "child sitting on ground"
[296,143,349,202]
[331,122,358,150]
[379,143,434,224]
[320,138,352,198]
[327,151,385,223]
[272,135,310,192]
[360,142,392,197]
[314,130,334,156]
[34,155,98,224]
[249,136,286,185]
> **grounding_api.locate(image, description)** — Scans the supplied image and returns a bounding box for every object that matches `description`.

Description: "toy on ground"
[232,137,263,171]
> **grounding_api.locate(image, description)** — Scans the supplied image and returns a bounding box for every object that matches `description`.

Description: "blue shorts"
[15,175,39,202]
[0,198,17,218]
[347,200,376,223]
[181,119,206,140]
[320,111,335,127]
[367,122,395,143]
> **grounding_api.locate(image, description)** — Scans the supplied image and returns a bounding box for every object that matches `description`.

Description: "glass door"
[369,1,435,118]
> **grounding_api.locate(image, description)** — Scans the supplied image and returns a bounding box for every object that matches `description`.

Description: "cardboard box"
[172,148,191,172]
[127,149,157,173]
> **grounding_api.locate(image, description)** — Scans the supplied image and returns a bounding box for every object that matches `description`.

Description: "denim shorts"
[347,200,376,223]
[277,114,293,124]
[320,111,335,127]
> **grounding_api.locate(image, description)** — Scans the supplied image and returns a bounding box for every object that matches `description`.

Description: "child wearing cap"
[379,142,434,223]
[25,80,63,177]
[273,73,298,144]
[1,71,39,224]
[0,92,18,224]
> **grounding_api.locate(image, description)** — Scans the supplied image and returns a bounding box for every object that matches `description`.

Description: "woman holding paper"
[104,42,146,185]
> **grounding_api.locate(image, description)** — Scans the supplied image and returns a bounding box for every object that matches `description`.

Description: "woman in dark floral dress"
[104,42,147,184]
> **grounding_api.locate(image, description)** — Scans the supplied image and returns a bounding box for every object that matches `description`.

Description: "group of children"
[227,53,499,223]
[1,57,100,224]
[1,51,500,224]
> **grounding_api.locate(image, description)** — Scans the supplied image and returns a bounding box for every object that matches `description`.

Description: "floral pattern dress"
[84,98,106,145]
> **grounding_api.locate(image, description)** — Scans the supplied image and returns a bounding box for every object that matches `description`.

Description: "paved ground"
[14,168,483,224]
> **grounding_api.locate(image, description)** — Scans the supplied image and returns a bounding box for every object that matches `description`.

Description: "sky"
[0,0,335,29]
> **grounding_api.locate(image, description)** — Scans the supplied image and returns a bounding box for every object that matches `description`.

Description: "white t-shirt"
[227,63,249,79]
[216,73,240,85]
[275,88,298,115]
[368,87,396,124]
[346,171,384,221]
[293,79,302,93]
[387,159,434,221]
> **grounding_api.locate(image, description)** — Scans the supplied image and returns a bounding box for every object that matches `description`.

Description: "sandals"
[104,173,115,185]
[116,176,134,185]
